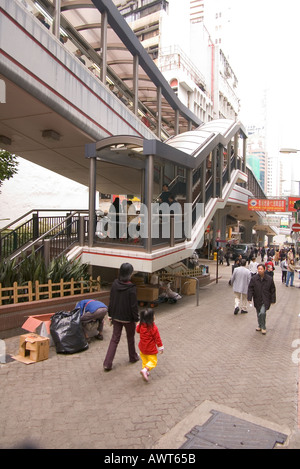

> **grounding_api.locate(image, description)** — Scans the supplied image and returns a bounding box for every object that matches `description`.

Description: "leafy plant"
[47,256,89,283]
[0,257,18,286]
[0,149,19,189]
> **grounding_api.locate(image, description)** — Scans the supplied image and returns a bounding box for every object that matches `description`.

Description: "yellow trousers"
[140,352,157,371]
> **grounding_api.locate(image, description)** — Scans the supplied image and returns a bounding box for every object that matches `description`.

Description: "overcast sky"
[223,0,300,149]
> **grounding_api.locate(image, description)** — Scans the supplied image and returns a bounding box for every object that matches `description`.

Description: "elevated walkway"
[69,119,249,272]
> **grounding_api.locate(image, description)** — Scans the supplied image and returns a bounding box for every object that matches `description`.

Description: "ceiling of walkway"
[0,0,201,195]
[38,0,201,134]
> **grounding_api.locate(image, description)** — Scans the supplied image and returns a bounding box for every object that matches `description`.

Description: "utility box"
[13,333,50,365]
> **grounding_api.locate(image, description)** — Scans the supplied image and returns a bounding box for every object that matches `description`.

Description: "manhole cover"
[180,410,287,449]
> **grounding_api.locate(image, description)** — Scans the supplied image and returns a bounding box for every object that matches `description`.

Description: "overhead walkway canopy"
[0,0,201,191]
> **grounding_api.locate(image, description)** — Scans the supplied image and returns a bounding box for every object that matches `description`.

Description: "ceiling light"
[42,129,61,141]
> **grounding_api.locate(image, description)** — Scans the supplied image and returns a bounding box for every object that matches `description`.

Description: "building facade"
[113,0,240,123]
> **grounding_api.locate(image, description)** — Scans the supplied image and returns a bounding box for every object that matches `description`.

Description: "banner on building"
[287,197,300,212]
[248,198,286,212]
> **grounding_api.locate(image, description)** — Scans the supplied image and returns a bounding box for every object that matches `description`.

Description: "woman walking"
[103,263,139,371]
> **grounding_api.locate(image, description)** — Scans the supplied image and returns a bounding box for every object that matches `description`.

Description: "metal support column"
[100,11,108,84]
[212,147,217,198]
[174,109,179,135]
[185,168,193,241]
[234,132,238,169]
[144,155,154,253]
[200,158,206,205]
[227,140,231,183]
[88,157,96,247]
[52,0,61,39]
[219,145,224,198]
[133,55,139,115]
[243,137,247,173]
[156,86,162,138]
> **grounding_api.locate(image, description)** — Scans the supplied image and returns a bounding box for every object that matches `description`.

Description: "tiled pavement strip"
[1,261,300,450]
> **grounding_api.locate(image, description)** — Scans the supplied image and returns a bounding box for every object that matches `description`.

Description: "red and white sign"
[291,223,300,232]
[248,198,286,212]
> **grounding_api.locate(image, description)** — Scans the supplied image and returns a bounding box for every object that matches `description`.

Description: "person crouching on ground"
[136,309,164,382]
[230,258,251,315]
[247,263,276,335]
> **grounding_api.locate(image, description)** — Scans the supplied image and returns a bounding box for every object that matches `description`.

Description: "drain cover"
[180,410,287,449]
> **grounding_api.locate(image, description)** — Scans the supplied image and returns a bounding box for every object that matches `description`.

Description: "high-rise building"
[113,0,240,123]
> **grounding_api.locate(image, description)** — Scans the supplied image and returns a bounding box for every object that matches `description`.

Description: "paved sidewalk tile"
[1,261,300,449]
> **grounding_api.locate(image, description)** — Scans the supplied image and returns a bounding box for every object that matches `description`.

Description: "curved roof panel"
[165,119,245,157]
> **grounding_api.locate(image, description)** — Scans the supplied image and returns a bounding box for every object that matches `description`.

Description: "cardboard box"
[181,278,197,295]
[13,333,50,365]
[136,286,159,302]
[22,313,54,345]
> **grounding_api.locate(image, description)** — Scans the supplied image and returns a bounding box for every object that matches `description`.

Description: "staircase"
[0,209,88,265]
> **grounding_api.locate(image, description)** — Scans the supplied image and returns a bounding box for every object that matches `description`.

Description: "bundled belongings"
[50,308,89,354]
[159,281,182,303]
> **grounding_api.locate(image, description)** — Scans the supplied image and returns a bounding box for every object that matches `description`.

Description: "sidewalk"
[1,260,300,449]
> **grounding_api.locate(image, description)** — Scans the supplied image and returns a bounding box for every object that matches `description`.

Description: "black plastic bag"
[50,308,88,354]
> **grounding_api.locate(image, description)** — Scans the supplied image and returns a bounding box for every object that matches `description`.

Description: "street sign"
[291,223,300,232]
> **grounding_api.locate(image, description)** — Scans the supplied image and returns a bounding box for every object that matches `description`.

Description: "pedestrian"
[280,256,288,283]
[103,263,139,371]
[249,257,258,276]
[158,183,171,204]
[286,259,297,287]
[224,245,231,266]
[231,259,251,315]
[265,263,274,279]
[75,299,107,341]
[247,264,276,335]
[287,248,294,263]
[219,247,224,265]
[265,256,275,272]
[274,249,280,266]
[136,309,164,382]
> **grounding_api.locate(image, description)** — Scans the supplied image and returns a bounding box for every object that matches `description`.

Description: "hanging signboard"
[248,198,286,212]
[287,197,300,212]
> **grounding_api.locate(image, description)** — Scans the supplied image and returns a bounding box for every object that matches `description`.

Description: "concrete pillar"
[242,220,256,243]
[255,230,266,247]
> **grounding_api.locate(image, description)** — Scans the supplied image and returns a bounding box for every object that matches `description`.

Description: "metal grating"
[180,410,288,449]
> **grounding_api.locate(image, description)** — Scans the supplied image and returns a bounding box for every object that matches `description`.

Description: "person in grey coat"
[231,259,251,315]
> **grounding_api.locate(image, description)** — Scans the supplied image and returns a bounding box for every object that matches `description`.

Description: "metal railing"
[0,210,88,263]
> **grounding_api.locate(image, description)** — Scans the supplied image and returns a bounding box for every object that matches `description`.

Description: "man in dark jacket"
[247,263,276,335]
[103,263,139,370]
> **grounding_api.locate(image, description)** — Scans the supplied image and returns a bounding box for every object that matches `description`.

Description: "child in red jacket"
[136,309,164,381]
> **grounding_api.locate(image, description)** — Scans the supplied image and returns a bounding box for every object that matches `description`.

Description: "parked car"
[230,244,254,260]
